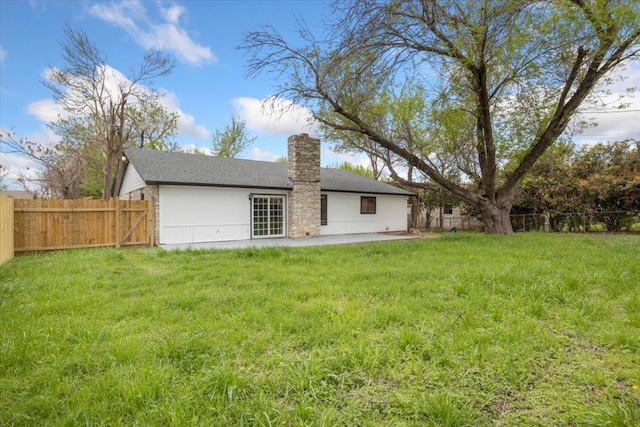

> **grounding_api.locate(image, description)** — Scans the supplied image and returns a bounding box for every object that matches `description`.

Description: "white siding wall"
[155,186,407,244]
[158,186,288,244]
[321,192,408,235]
[119,165,146,195]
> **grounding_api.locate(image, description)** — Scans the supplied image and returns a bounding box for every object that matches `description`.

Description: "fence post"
[544,212,550,233]
[147,197,154,247]
[0,195,14,265]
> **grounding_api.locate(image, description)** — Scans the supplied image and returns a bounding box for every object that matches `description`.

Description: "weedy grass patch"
[1,233,639,425]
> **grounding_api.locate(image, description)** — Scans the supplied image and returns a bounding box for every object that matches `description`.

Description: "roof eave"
[145,180,293,192]
[144,180,410,196]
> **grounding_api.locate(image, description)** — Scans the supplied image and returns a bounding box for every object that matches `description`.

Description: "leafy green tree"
[512,140,640,231]
[212,115,256,157]
[47,99,178,198]
[329,161,375,178]
[127,99,179,150]
[512,142,577,203]
[243,0,640,234]
[574,140,640,230]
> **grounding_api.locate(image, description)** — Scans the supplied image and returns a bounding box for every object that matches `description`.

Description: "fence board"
[0,195,14,265]
[14,198,153,252]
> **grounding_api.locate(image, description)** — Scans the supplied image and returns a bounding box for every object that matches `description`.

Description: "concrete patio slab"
[160,233,419,251]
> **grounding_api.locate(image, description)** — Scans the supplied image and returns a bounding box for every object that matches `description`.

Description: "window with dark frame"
[443,204,453,215]
[320,194,327,225]
[360,196,376,214]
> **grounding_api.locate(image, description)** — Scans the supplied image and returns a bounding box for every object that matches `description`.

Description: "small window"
[321,194,327,226]
[361,196,376,214]
[443,204,453,215]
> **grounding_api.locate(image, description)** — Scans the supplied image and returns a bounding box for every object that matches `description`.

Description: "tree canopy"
[211,115,256,158]
[45,25,175,199]
[513,139,640,231]
[243,0,640,233]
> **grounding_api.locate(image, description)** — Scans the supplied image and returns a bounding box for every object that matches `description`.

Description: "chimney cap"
[300,133,308,137]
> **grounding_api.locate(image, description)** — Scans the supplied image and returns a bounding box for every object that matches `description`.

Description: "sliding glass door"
[252,196,285,238]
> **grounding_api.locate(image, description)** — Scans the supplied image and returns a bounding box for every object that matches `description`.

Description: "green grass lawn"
[1,233,639,426]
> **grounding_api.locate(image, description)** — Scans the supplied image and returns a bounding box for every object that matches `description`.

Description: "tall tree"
[211,115,256,157]
[45,25,175,199]
[243,0,640,233]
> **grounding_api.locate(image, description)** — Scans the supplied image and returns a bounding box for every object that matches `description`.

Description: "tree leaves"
[211,115,256,158]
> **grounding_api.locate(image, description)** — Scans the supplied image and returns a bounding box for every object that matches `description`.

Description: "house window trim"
[250,194,287,239]
[321,194,328,226]
[360,196,376,215]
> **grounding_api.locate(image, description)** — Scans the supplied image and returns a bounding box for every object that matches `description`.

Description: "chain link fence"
[510,211,640,233]
[419,210,640,233]
[432,216,483,231]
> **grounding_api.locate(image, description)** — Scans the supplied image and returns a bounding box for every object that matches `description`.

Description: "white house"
[118,134,412,245]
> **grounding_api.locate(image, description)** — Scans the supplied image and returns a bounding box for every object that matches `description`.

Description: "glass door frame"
[250,194,287,239]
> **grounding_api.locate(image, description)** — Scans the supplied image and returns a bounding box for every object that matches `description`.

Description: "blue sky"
[1,0,350,184]
[1,0,639,188]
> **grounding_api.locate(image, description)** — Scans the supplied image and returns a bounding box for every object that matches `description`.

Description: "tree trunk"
[102,157,112,200]
[478,198,513,235]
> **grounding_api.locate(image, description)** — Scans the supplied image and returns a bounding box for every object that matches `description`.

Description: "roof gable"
[123,148,412,196]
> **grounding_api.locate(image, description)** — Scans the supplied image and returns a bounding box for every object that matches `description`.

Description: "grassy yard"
[1,233,639,426]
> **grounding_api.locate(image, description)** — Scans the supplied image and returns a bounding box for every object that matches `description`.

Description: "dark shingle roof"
[124,148,412,196]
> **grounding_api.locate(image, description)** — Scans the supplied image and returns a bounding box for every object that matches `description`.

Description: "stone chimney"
[288,133,321,238]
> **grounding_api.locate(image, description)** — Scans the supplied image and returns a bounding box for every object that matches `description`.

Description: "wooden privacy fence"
[14,197,154,252]
[0,195,14,265]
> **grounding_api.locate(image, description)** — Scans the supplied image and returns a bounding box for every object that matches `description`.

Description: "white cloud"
[1,152,38,170]
[157,90,210,140]
[162,5,186,25]
[0,152,41,188]
[0,45,6,63]
[249,147,280,162]
[88,1,215,66]
[181,144,213,155]
[232,96,317,137]
[26,99,69,123]
[28,64,132,123]
[27,127,62,148]
[0,126,56,189]
[176,112,210,139]
[575,65,640,141]
[28,64,210,141]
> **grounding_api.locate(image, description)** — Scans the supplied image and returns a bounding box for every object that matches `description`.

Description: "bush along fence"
[422,211,640,233]
[510,211,640,233]
[12,197,155,253]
